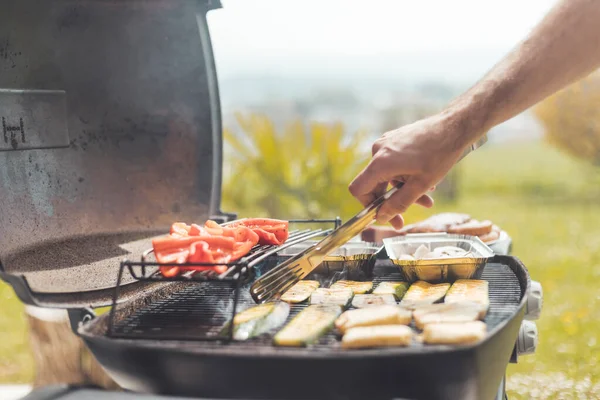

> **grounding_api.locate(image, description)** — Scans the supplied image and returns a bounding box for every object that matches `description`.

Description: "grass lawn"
[1,140,600,398]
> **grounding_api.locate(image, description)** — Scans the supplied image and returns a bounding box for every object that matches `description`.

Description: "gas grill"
[0,1,542,400]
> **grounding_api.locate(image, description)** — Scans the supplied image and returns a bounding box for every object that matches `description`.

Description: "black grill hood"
[0,0,228,307]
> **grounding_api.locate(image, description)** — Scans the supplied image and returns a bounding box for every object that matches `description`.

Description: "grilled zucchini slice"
[373,281,410,300]
[422,321,486,345]
[222,302,290,340]
[309,288,354,308]
[400,281,450,309]
[273,305,341,347]
[342,325,413,349]
[335,305,412,333]
[351,294,397,308]
[412,302,482,330]
[330,280,373,294]
[444,279,489,317]
[281,280,320,303]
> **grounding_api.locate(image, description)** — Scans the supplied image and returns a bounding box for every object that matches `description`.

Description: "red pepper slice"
[155,249,190,277]
[170,222,191,237]
[155,219,286,278]
[188,223,208,236]
[204,220,225,236]
[185,239,234,275]
[152,236,211,254]
[221,225,259,246]
[230,218,289,245]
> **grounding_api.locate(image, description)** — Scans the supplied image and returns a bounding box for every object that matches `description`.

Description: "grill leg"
[494,375,507,400]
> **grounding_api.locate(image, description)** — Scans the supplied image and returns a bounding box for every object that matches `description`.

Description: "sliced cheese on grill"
[330,280,373,294]
[412,302,482,330]
[310,288,354,308]
[342,325,413,349]
[444,279,489,317]
[373,281,410,300]
[400,281,450,309]
[422,321,487,345]
[335,305,412,334]
[352,294,397,308]
[281,280,320,303]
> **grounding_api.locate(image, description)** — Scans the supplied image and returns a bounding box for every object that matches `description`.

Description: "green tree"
[222,113,370,220]
[534,72,600,166]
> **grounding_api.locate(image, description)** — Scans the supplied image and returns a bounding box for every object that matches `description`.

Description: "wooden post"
[24,306,119,390]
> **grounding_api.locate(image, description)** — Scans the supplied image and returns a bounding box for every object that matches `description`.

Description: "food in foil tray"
[421,321,487,345]
[152,218,289,277]
[400,281,451,309]
[352,294,397,308]
[398,244,474,261]
[335,305,412,334]
[222,302,290,341]
[372,281,410,300]
[341,325,414,349]
[310,288,354,308]
[280,280,320,304]
[330,280,373,294]
[274,305,341,347]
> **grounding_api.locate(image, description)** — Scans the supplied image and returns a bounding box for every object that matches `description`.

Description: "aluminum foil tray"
[272,241,383,280]
[383,233,494,283]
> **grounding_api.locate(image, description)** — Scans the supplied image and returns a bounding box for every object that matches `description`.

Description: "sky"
[207,0,559,83]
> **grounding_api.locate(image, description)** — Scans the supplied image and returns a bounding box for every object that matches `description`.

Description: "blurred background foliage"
[222,112,370,221]
[535,72,600,167]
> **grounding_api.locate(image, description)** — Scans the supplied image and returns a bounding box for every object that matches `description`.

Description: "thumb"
[376,180,430,223]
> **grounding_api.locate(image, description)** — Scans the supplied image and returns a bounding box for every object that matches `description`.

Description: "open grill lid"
[0,0,226,307]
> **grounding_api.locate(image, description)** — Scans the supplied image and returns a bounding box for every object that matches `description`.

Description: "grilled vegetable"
[400,281,450,309]
[153,220,263,277]
[281,280,320,303]
[373,281,410,300]
[421,321,486,345]
[412,302,482,330]
[444,279,489,317]
[335,305,412,334]
[351,294,397,308]
[228,218,289,245]
[309,288,354,308]
[342,325,413,349]
[330,280,373,294]
[222,302,290,341]
[273,305,341,347]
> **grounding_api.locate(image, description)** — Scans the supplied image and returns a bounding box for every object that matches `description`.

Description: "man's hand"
[350,0,600,229]
[349,112,472,229]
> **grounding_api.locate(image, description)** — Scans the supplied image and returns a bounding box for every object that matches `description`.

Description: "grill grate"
[109,261,523,349]
[108,218,342,341]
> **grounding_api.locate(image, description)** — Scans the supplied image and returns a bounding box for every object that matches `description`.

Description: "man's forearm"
[445,0,600,147]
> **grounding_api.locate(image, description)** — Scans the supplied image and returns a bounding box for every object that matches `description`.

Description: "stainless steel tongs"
[250,135,488,303]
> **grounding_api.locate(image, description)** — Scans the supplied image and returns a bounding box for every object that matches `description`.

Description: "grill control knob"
[525,280,543,320]
[517,320,538,356]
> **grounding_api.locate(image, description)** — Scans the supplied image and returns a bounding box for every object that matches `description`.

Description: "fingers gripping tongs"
[250,135,487,303]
